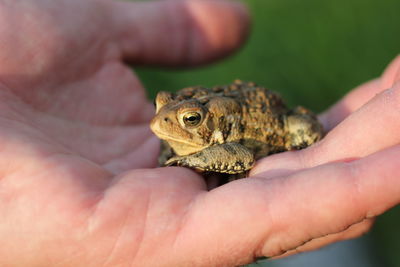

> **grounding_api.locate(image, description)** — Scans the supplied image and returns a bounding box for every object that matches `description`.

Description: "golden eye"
[183,112,202,127]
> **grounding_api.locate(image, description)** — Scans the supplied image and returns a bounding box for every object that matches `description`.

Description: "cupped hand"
[1,0,399,266]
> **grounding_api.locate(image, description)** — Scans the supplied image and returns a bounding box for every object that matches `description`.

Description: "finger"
[176,144,400,265]
[252,81,400,176]
[108,0,250,66]
[320,55,400,130]
[319,78,381,131]
[381,54,400,89]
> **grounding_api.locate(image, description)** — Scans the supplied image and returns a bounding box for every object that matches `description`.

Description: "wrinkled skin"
[0,0,399,266]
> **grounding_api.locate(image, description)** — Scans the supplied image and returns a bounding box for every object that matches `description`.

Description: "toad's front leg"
[165,143,255,174]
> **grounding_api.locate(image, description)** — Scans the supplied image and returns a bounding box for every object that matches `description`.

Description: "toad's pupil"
[183,113,201,126]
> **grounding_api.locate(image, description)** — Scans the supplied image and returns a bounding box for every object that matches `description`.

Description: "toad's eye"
[183,112,202,127]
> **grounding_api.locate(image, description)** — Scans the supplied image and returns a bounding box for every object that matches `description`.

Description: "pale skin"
[0,0,399,266]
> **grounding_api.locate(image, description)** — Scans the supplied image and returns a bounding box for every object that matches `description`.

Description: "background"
[137,0,400,266]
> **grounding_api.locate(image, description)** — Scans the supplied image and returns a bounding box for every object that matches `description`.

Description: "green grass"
[137,0,400,265]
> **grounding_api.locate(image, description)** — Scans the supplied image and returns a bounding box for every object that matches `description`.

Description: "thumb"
[109,0,250,66]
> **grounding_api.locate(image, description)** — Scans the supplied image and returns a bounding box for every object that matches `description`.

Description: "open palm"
[0,0,252,265]
[1,1,400,266]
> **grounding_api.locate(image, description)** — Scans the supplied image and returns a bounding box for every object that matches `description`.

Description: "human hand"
[250,55,400,257]
[0,0,254,266]
[2,0,398,265]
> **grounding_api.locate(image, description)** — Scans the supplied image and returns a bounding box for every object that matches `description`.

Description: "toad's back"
[178,81,312,158]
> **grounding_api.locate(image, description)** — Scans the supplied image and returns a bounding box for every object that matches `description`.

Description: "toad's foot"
[165,143,255,174]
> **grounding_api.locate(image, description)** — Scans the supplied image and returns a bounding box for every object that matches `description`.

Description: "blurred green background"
[137,0,400,266]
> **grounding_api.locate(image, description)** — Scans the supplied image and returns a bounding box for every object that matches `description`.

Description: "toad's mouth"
[152,131,206,148]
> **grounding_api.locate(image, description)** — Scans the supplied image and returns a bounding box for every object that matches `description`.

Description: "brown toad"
[150,80,323,175]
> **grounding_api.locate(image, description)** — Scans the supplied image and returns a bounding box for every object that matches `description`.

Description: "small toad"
[150,80,323,176]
